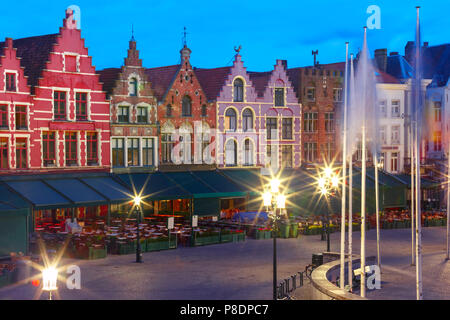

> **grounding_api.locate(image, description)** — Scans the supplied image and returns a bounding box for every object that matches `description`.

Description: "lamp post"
[134,195,143,263]
[262,178,286,300]
[318,166,340,252]
[42,267,58,300]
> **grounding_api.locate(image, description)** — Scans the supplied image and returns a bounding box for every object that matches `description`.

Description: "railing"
[276,264,315,300]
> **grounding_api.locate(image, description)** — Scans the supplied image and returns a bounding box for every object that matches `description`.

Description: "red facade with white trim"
[0,10,110,174]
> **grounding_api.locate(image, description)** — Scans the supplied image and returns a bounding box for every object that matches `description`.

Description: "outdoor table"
[35,228,44,232]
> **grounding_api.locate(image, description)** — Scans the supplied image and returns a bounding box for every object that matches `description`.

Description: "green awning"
[116,172,192,200]
[0,183,29,215]
[218,169,268,196]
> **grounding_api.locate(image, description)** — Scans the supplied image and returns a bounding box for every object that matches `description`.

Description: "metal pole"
[348,154,353,291]
[273,208,277,300]
[374,154,381,270]
[360,27,367,298]
[411,121,415,265]
[136,206,142,263]
[447,141,450,260]
[348,53,354,292]
[340,42,349,289]
[415,6,423,300]
[327,214,330,252]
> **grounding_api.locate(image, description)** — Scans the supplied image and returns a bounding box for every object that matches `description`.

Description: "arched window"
[166,104,172,117]
[242,108,253,132]
[225,139,237,166]
[182,96,192,117]
[201,104,207,117]
[233,78,244,102]
[129,77,138,96]
[243,139,254,166]
[225,108,237,131]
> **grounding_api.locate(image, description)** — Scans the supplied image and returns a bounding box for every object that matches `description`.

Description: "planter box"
[290,224,298,238]
[278,224,290,238]
[254,229,265,240]
[194,234,220,246]
[0,271,14,288]
[88,246,107,260]
[146,239,170,251]
[118,241,136,255]
[220,233,233,243]
[264,230,272,239]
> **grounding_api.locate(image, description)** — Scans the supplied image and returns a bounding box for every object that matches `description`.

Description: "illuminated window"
[0,105,7,128]
[142,138,154,166]
[0,138,8,169]
[15,106,27,130]
[86,132,98,165]
[127,138,139,166]
[65,132,77,166]
[42,132,56,167]
[16,138,27,168]
[112,138,124,167]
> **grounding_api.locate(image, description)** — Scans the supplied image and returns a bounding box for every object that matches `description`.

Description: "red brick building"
[288,62,345,166]
[145,44,215,169]
[98,38,158,172]
[0,9,110,174]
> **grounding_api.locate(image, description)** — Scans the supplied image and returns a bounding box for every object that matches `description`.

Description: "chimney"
[278,59,288,70]
[5,37,13,49]
[405,41,415,64]
[374,48,387,72]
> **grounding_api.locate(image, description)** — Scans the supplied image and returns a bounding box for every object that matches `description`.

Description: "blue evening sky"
[0,0,448,71]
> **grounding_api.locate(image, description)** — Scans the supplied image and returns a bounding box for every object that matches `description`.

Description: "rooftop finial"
[234,45,242,54]
[182,26,188,47]
[131,24,135,41]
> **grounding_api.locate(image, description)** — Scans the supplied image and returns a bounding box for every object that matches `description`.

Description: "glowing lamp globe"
[270,179,280,193]
[263,192,272,207]
[42,267,58,291]
[276,194,286,209]
[331,176,339,188]
[133,195,142,206]
[324,167,333,178]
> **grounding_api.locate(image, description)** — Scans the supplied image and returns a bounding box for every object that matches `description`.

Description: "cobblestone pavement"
[0,227,448,300]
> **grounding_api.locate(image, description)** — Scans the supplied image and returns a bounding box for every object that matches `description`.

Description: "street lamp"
[262,178,286,300]
[134,195,143,263]
[42,266,58,300]
[317,166,340,252]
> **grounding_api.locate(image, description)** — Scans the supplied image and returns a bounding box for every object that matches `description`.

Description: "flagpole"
[414,6,423,300]
[340,42,349,289]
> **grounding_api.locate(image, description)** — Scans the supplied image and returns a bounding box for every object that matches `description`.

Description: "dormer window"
[233,78,244,102]
[275,88,285,106]
[129,77,138,96]
[6,73,16,92]
[182,96,192,117]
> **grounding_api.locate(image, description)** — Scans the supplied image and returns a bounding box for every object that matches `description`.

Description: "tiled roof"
[422,44,449,79]
[145,65,180,102]
[386,54,413,80]
[97,68,121,97]
[248,71,272,97]
[423,44,450,86]
[0,34,59,91]
[286,68,301,98]
[194,66,232,101]
[376,69,401,84]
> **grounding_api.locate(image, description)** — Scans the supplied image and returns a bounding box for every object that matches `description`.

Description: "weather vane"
[234,45,242,54]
